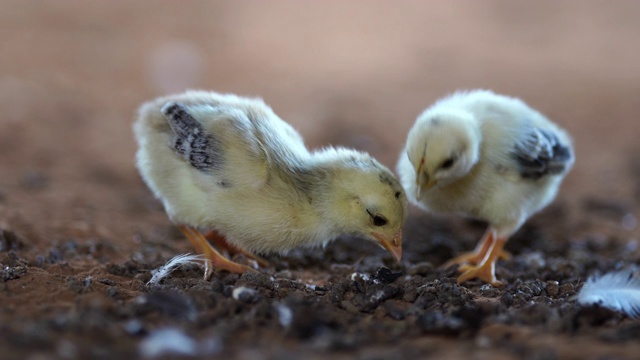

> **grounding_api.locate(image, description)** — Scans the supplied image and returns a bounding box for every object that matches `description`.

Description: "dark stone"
[140,290,198,321]
[501,291,515,307]
[0,229,24,252]
[417,311,464,335]
[374,267,403,284]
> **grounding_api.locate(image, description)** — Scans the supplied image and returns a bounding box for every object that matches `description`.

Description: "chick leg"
[203,230,269,268]
[179,225,255,280]
[441,229,510,269]
[456,230,508,286]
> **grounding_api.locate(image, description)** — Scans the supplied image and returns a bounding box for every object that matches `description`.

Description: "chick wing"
[511,126,573,180]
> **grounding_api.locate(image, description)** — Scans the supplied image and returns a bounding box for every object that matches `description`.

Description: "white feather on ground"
[147,253,204,286]
[577,268,640,318]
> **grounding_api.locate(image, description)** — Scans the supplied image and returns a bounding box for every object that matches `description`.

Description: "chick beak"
[416,159,425,198]
[416,159,437,198]
[373,230,403,262]
[422,177,438,191]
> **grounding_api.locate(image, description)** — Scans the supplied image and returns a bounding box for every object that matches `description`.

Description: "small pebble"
[546,281,559,297]
[558,283,574,297]
[403,287,418,303]
[210,278,224,292]
[501,292,514,307]
[236,271,273,290]
[34,256,46,267]
[222,285,234,297]
[48,248,64,264]
[480,284,500,298]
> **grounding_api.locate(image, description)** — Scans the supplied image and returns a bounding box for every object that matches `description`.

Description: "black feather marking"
[378,172,395,187]
[161,102,224,172]
[512,127,573,180]
[288,165,325,203]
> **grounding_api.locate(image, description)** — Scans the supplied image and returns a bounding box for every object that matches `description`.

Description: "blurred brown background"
[1,1,639,254]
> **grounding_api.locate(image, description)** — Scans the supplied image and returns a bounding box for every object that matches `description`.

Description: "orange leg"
[456,231,509,286]
[178,225,256,280]
[203,230,269,268]
[441,229,511,269]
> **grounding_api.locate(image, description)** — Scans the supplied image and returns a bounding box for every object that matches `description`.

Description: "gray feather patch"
[287,165,325,203]
[512,127,573,180]
[161,102,224,172]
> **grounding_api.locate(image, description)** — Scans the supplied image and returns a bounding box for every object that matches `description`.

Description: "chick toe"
[457,262,502,287]
[179,225,256,279]
[204,230,270,268]
[455,236,508,286]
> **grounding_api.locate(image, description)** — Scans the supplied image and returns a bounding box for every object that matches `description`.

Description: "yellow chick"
[397,90,574,286]
[134,90,407,279]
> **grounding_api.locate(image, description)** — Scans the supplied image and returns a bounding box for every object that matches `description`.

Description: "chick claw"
[179,225,257,280]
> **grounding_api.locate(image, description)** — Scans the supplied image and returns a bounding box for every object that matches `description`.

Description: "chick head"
[322,154,407,261]
[406,108,481,197]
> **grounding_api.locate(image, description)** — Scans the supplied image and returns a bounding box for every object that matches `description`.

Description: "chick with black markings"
[397,90,574,285]
[134,91,407,279]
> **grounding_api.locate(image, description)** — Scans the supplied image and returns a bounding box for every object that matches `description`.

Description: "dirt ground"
[1,1,640,359]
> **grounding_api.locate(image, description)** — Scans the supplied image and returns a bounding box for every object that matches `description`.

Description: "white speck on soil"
[350,272,370,282]
[139,328,198,358]
[274,303,293,328]
[232,286,257,301]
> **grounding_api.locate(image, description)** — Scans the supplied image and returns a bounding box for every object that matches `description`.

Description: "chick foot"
[179,225,256,280]
[440,229,510,269]
[455,235,508,286]
[203,230,269,268]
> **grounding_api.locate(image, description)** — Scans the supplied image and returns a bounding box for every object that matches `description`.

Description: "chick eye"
[440,157,455,169]
[373,215,387,226]
[366,210,388,226]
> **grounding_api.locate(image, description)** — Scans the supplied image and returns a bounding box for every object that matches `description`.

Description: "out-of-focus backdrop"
[2,1,639,196]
